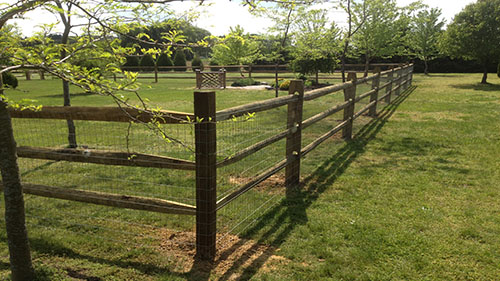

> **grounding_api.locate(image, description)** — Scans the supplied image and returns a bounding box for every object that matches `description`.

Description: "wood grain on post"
[194,91,217,261]
[385,68,394,103]
[285,80,304,194]
[342,73,357,140]
[369,67,381,117]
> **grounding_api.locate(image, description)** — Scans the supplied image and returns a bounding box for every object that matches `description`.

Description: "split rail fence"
[4,63,414,260]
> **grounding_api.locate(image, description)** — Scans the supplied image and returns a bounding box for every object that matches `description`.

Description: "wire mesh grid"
[216,107,288,242]
[8,116,198,253]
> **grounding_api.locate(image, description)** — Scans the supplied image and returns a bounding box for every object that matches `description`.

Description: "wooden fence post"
[342,72,357,140]
[248,64,252,78]
[409,64,414,87]
[195,70,202,89]
[369,67,381,117]
[385,68,394,103]
[194,91,217,261]
[25,71,31,81]
[402,65,408,91]
[395,68,402,96]
[39,70,45,80]
[285,80,304,194]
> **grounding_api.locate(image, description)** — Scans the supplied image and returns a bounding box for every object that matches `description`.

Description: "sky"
[8,0,477,36]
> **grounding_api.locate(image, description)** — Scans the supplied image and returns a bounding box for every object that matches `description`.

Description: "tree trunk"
[364,56,370,77]
[63,80,77,148]
[424,59,429,75]
[0,96,35,280]
[481,66,488,84]
[60,14,77,148]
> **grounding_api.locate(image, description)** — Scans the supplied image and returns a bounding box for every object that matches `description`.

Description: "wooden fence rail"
[6,63,414,261]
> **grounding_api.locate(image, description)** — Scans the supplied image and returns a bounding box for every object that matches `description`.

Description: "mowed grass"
[0,73,499,279]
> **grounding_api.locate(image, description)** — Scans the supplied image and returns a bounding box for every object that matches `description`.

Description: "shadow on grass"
[208,86,417,280]
[39,92,95,98]
[450,83,500,92]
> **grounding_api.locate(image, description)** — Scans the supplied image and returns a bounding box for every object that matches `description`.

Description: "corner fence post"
[342,72,357,140]
[385,68,394,104]
[285,80,304,195]
[194,91,217,261]
[369,67,381,117]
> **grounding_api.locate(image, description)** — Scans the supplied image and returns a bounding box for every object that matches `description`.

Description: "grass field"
[1,73,499,280]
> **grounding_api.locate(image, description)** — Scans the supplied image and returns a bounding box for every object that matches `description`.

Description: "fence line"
[4,63,414,261]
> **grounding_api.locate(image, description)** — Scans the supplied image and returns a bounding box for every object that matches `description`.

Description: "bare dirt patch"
[153,228,287,280]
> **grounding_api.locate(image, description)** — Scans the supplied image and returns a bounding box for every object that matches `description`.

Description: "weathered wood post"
[194,91,217,261]
[385,68,394,103]
[402,65,409,91]
[221,69,227,89]
[342,72,357,140]
[369,67,381,117]
[285,80,304,195]
[39,70,45,80]
[25,71,31,81]
[395,67,402,96]
[195,70,202,89]
[409,64,414,87]
[248,64,252,78]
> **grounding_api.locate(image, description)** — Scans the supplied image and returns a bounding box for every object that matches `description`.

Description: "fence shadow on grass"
[207,86,417,281]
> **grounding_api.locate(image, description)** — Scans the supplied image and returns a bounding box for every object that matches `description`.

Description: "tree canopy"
[441,0,500,83]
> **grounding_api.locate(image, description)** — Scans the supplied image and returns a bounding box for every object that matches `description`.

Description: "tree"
[441,0,500,84]
[173,49,187,71]
[191,53,203,71]
[157,52,173,71]
[210,25,261,76]
[407,7,444,75]
[290,7,341,83]
[351,0,404,76]
[140,53,155,71]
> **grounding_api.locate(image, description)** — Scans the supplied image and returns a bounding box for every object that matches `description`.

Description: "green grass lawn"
[1,73,499,280]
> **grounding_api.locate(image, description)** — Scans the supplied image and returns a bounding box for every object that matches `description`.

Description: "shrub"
[191,54,204,71]
[122,56,140,71]
[173,50,187,72]
[279,79,291,90]
[2,72,18,89]
[139,54,155,72]
[231,78,259,87]
[157,53,173,71]
[209,60,221,71]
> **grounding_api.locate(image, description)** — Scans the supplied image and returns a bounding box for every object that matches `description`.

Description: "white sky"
[8,0,477,36]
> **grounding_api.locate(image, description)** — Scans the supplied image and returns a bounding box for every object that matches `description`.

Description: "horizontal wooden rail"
[17,146,196,170]
[302,101,350,129]
[9,106,193,124]
[355,89,376,103]
[216,128,292,168]
[0,182,196,215]
[216,158,288,211]
[216,94,297,121]
[301,120,349,157]
[353,100,377,120]
[303,82,353,101]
